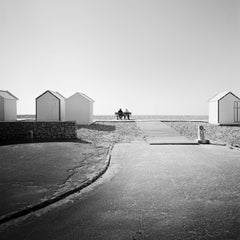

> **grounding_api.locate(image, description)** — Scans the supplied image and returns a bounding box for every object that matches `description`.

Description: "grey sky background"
[1,0,240,115]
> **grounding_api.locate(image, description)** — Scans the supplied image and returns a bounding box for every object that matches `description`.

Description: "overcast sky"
[1,0,240,115]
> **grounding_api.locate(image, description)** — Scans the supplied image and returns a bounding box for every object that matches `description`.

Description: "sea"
[17,115,208,121]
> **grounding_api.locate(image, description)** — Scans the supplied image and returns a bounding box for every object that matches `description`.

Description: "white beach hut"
[66,92,94,124]
[0,90,18,121]
[36,90,65,122]
[209,91,240,125]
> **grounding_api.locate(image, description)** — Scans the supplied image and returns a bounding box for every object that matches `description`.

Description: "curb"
[0,144,114,225]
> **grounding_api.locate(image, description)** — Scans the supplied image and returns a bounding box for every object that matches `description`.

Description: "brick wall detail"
[0,121,77,141]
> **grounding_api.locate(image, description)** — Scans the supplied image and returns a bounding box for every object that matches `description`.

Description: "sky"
[1,0,240,115]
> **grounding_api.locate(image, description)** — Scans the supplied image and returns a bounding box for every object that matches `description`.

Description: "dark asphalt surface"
[0,142,108,219]
[1,142,240,240]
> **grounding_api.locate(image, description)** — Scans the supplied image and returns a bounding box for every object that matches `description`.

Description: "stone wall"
[0,121,77,142]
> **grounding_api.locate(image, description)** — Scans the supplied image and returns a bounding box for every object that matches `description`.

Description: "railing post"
[28,130,33,142]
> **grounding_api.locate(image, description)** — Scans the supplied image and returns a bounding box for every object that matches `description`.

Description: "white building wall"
[66,93,93,124]
[0,97,4,121]
[219,94,240,125]
[4,99,17,121]
[209,101,218,124]
[89,102,93,123]
[60,99,65,121]
[37,92,60,121]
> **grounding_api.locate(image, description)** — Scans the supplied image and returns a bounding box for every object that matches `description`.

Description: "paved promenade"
[137,121,198,145]
[1,122,240,239]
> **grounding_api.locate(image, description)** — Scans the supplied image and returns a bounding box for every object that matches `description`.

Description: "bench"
[115,112,132,120]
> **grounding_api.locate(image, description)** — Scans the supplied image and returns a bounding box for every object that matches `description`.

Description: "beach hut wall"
[66,92,94,124]
[36,90,66,122]
[209,91,240,125]
[0,90,18,121]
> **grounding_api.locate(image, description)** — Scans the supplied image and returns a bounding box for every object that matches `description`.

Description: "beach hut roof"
[36,90,66,101]
[209,91,240,102]
[0,90,18,100]
[80,92,94,102]
[70,92,94,102]
[49,91,66,101]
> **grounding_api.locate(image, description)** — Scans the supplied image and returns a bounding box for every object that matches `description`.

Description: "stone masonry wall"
[0,121,77,142]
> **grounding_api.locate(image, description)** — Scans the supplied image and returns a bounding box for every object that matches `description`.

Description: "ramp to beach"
[137,121,198,145]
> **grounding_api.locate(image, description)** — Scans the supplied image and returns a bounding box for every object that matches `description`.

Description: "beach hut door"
[234,101,240,122]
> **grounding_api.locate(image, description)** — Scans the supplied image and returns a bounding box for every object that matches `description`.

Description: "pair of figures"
[117,108,131,120]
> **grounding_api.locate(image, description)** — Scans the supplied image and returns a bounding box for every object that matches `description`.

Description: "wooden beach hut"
[209,91,240,125]
[66,92,94,124]
[36,90,66,122]
[0,90,18,121]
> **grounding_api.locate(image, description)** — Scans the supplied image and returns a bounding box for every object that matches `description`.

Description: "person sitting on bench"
[124,108,131,120]
[117,108,123,120]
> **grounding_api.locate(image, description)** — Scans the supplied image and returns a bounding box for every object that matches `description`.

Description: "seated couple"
[116,108,131,120]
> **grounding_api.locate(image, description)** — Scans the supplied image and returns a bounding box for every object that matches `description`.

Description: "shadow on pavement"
[0,138,91,146]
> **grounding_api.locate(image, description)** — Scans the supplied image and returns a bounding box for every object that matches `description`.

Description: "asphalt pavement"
[1,122,240,239]
[0,142,110,224]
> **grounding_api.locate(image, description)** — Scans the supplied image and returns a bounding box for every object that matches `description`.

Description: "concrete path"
[1,141,240,239]
[137,121,198,145]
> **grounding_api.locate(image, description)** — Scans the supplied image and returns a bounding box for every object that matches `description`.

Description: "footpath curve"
[0,143,113,225]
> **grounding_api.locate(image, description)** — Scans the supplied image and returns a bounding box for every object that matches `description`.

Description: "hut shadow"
[77,123,116,132]
[218,124,240,127]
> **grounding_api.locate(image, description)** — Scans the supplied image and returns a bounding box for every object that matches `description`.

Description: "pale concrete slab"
[137,121,198,145]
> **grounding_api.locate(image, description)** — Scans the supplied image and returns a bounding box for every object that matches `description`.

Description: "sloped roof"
[209,91,240,102]
[80,92,94,102]
[68,92,94,102]
[49,91,66,101]
[0,90,18,100]
[36,90,66,101]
